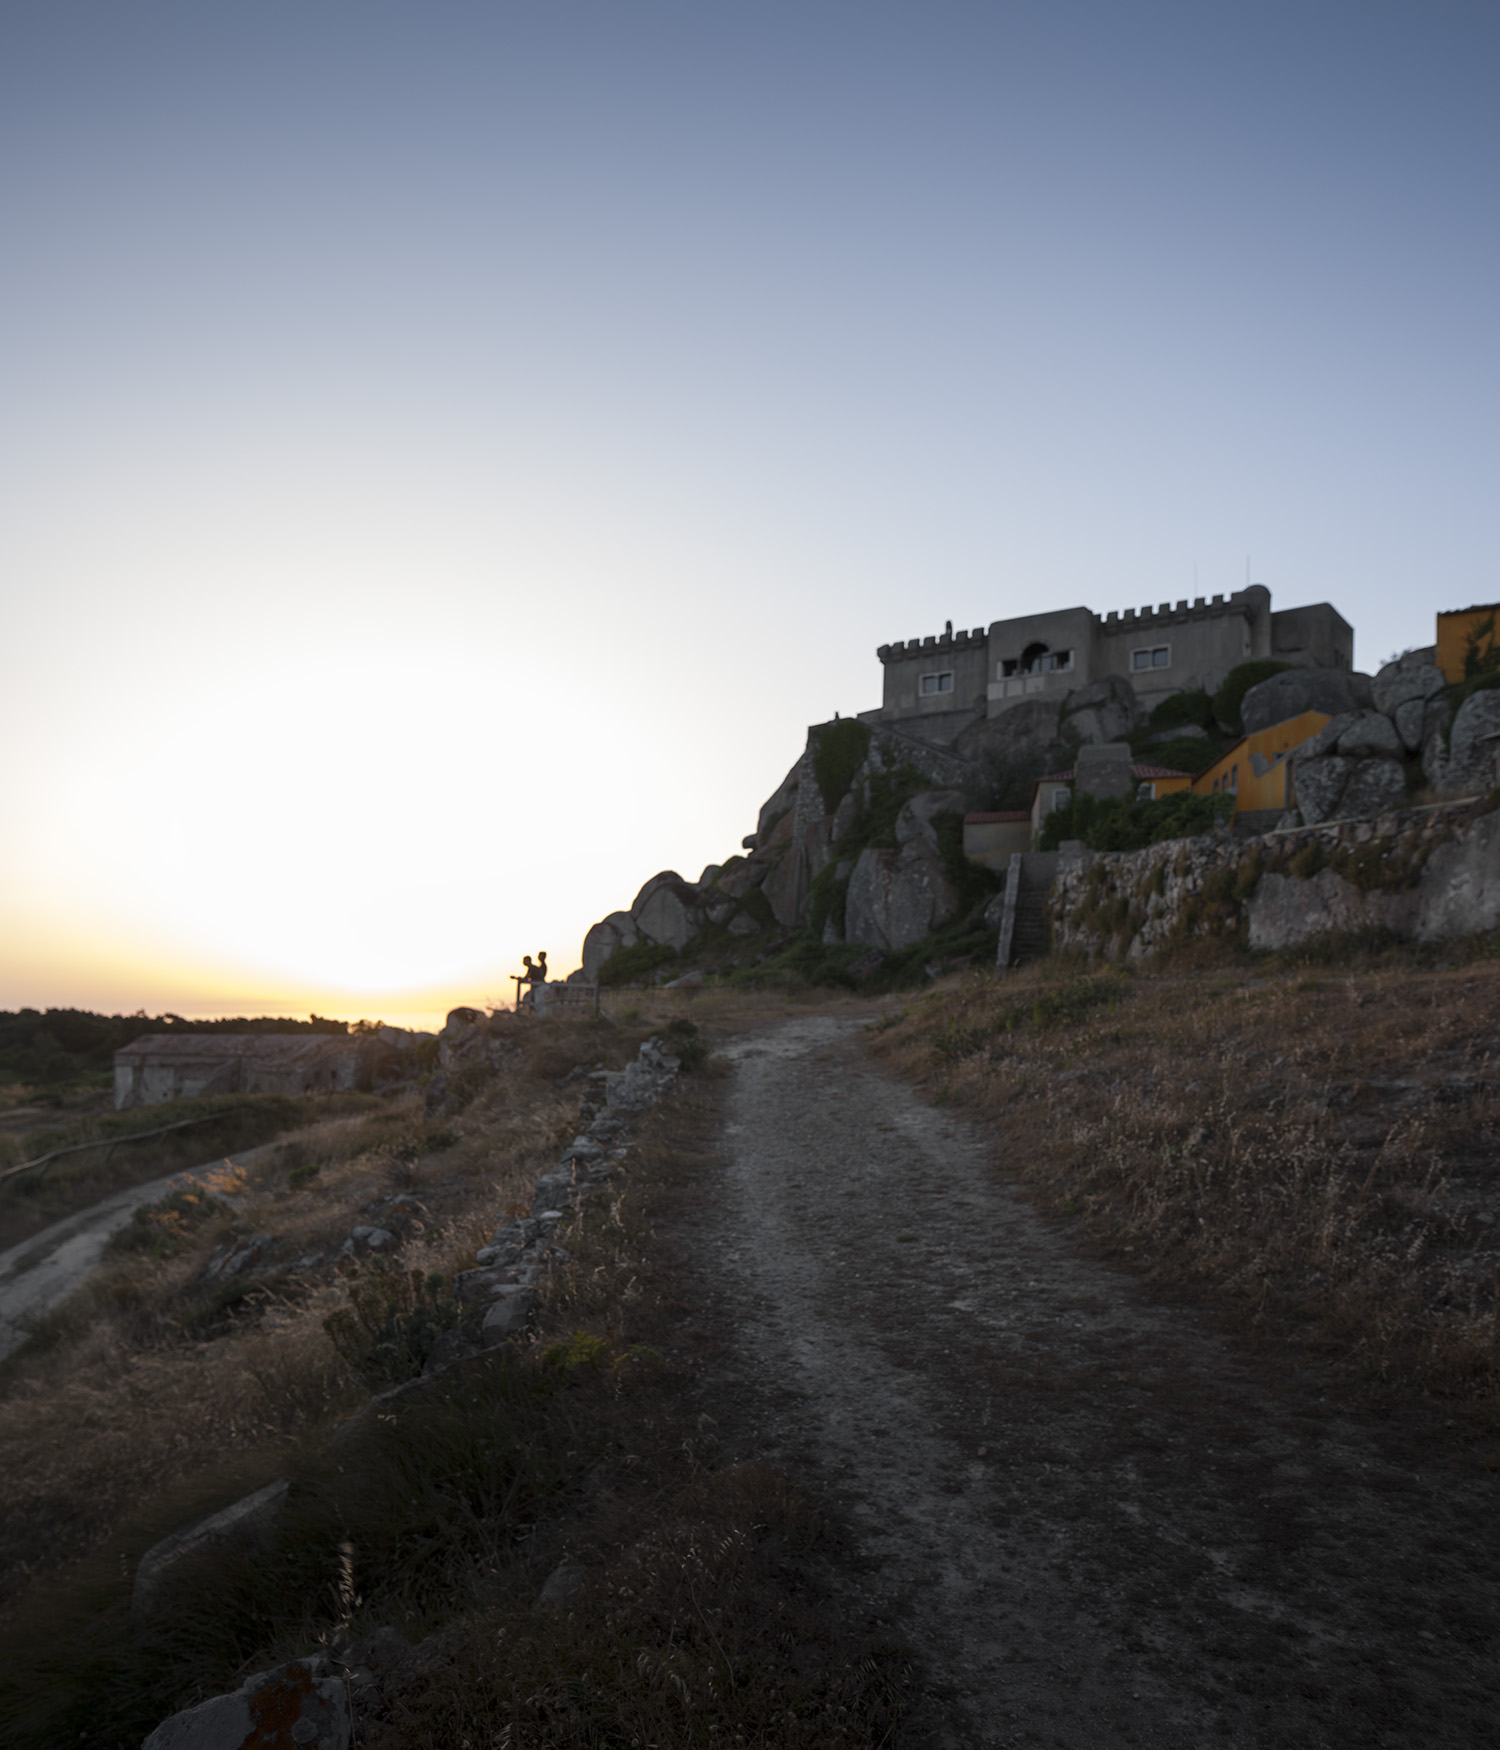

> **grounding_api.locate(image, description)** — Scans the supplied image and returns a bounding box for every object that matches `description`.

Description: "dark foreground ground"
[680,1014,1497,1749]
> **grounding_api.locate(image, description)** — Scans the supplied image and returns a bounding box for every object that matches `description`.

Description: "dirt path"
[698,1015,1498,1749]
[0,1149,269,1362]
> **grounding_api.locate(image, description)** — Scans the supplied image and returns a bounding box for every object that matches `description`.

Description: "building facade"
[870,587,1352,745]
[113,1034,369,1109]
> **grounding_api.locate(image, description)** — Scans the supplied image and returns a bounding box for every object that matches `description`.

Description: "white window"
[920,671,955,696]
[1132,645,1171,672]
[1051,787,1071,812]
[1137,781,1157,800]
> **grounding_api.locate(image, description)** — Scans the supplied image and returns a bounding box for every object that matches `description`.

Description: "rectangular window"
[1051,787,1070,812]
[1132,645,1171,671]
[1137,781,1157,800]
[920,671,954,696]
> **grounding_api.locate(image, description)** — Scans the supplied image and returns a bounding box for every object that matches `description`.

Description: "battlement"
[1099,586,1267,637]
[878,625,987,664]
[872,582,1351,746]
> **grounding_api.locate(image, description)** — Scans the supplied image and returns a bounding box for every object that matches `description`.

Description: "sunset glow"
[4,2,1497,1026]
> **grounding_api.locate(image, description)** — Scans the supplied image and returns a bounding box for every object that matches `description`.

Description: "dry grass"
[0,1019,907,1750]
[0,1013,635,1619]
[871,951,1500,1426]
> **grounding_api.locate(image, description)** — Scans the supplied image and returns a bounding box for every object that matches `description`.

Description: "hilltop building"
[867,584,1352,747]
[114,1034,367,1108]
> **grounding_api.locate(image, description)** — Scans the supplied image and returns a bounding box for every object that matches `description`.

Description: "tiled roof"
[1032,763,1191,785]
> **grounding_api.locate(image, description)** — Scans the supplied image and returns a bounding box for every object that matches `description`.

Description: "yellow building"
[1191,709,1331,814]
[1028,762,1193,843]
[1436,604,1499,684]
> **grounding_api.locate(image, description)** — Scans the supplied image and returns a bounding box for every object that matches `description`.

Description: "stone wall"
[1049,798,1500,963]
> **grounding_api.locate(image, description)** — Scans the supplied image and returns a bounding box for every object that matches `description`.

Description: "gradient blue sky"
[3,1,1495,1024]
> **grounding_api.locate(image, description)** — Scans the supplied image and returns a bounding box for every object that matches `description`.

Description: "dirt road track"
[0,1149,268,1363]
[696,1016,1498,1749]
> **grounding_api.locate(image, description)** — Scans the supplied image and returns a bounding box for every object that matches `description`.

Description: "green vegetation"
[810,718,871,810]
[322,1266,464,1391]
[105,1181,234,1261]
[0,1009,352,1090]
[1448,616,1500,713]
[1037,788,1234,853]
[596,941,680,987]
[1462,610,1500,680]
[1211,659,1293,734]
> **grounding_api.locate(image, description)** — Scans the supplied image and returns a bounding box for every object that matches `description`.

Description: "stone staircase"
[995,851,1059,969]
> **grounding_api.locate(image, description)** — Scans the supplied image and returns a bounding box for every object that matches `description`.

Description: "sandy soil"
[692,1014,1498,1749]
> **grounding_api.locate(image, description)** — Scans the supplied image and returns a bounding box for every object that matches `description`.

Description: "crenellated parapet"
[1097,585,1269,638]
[877,626,987,663]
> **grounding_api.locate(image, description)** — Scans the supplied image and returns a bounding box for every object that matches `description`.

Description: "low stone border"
[137,1034,684,1749]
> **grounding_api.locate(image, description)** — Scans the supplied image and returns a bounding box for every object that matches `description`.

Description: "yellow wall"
[1436,605,1500,684]
[1135,773,1192,800]
[1192,710,1331,814]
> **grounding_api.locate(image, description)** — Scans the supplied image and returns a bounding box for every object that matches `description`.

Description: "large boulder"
[1247,868,1419,952]
[630,872,702,949]
[761,842,809,929]
[580,910,638,982]
[893,788,966,851]
[1340,758,1408,818]
[952,698,1068,767]
[1392,696,1429,753]
[1336,710,1404,760]
[712,858,765,900]
[1060,676,1144,745]
[143,1655,349,1750]
[845,839,960,952]
[1293,756,1351,825]
[1424,687,1500,795]
[1372,657,1446,718]
[756,759,802,840]
[1241,669,1372,736]
[1417,813,1500,941]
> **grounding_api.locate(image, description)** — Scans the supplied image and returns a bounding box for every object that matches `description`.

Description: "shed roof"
[1033,762,1192,785]
[115,1034,355,1065]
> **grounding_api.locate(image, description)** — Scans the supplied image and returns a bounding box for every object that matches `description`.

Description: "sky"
[2,0,1496,1029]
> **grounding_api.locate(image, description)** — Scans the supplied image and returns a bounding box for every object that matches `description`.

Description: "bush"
[597,942,680,988]
[810,719,871,810]
[323,1268,463,1391]
[1037,789,1234,853]
[665,1018,709,1073]
[1211,660,1293,733]
[1146,687,1215,732]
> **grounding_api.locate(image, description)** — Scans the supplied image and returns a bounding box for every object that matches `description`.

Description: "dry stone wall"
[1049,798,1500,963]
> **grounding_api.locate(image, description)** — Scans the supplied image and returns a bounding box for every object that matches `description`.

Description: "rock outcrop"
[574,646,1498,979]
[1048,797,1500,962]
[1240,667,1374,735]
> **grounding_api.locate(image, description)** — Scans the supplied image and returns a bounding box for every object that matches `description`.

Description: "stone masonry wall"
[1049,797,1500,962]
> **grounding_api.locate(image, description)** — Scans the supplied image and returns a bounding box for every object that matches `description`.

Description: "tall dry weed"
[873,960,1500,1417]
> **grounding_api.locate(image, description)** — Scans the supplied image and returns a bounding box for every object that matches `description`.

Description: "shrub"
[1211,659,1293,733]
[1146,687,1215,732]
[322,1267,463,1391]
[597,942,680,988]
[810,719,871,810]
[1037,789,1233,853]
